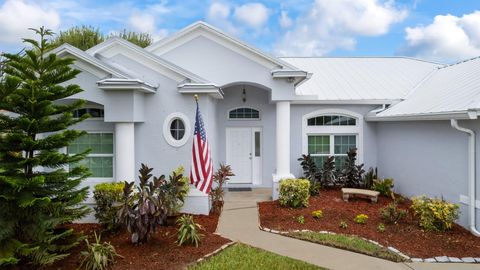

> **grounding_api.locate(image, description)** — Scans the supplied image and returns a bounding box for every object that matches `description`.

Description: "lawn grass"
[287,231,407,262]
[189,243,326,270]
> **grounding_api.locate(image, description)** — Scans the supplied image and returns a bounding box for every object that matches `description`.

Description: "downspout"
[450,119,480,236]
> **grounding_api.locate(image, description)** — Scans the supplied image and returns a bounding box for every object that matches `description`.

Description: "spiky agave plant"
[176,215,203,247]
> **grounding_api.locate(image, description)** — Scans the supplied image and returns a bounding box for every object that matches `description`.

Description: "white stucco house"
[52,21,480,235]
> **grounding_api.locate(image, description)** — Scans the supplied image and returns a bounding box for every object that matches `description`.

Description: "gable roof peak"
[145,20,300,71]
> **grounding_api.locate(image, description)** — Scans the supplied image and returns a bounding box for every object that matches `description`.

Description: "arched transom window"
[228,107,260,120]
[303,111,363,170]
[74,108,104,118]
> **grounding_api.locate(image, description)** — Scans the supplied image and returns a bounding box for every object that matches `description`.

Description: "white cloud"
[0,0,60,45]
[207,2,230,20]
[279,11,293,29]
[275,0,407,56]
[401,11,480,62]
[234,3,270,29]
[127,13,168,40]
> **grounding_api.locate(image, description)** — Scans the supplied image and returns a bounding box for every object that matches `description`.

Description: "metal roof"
[281,57,441,101]
[376,57,480,118]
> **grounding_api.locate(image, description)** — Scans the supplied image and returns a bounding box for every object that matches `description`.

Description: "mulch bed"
[258,189,480,258]
[46,214,231,270]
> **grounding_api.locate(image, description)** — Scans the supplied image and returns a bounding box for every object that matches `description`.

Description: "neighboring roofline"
[49,44,129,79]
[438,55,480,69]
[146,21,301,71]
[366,110,479,122]
[279,56,445,66]
[97,78,157,93]
[86,37,208,83]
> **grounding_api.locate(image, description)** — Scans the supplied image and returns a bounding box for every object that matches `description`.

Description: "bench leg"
[342,194,349,202]
[371,196,378,203]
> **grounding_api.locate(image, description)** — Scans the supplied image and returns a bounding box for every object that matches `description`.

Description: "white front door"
[226,127,262,184]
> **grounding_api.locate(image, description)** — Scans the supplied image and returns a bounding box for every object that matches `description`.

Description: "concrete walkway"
[216,189,480,270]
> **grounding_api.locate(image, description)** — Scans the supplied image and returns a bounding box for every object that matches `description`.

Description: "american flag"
[190,100,213,194]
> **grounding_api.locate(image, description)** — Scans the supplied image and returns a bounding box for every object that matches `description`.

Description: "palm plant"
[78,232,120,270]
[176,215,203,247]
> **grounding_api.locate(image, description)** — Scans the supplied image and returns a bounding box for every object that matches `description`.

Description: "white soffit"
[377,57,480,118]
[281,57,441,101]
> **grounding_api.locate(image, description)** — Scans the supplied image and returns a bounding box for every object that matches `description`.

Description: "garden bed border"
[258,226,480,264]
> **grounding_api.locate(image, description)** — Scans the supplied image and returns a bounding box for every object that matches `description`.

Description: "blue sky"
[0,0,479,63]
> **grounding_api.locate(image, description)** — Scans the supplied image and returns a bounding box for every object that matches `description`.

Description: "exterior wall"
[376,119,480,228]
[215,86,276,188]
[160,35,297,101]
[290,104,378,177]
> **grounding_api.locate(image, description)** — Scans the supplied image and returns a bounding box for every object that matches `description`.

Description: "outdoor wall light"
[242,86,247,103]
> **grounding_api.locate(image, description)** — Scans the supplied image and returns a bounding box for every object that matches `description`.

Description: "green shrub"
[177,215,203,247]
[354,214,368,224]
[380,199,407,224]
[278,179,310,208]
[93,182,125,231]
[312,210,323,219]
[339,221,348,229]
[296,215,305,224]
[79,232,120,270]
[373,178,394,197]
[210,164,235,214]
[411,196,460,232]
[162,166,190,216]
[377,223,386,233]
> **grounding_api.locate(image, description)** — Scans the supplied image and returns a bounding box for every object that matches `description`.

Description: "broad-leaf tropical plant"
[209,164,234,214]
[298,154,321,195]
[117,164,168,244]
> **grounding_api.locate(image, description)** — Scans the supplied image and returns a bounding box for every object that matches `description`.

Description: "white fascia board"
[50,44,129,79]
[97,79,157,93]
[272,69,311,86]
[365,110,476,122]
[178,83,224,99]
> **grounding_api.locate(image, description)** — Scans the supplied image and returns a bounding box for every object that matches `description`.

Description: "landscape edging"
[258,226,480,264]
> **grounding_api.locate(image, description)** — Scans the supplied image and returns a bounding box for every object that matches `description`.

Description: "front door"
[226,127,262,184]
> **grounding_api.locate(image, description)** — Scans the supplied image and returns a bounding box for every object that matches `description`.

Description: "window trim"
[67,131,115,181]
[302,109,363,165]
[227,107,261,120]
[163,112,191,147]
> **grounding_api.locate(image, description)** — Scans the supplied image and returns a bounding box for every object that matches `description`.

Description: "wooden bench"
[341,188,380,203]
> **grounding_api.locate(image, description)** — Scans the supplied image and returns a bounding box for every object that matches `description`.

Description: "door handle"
[249,153,252,160]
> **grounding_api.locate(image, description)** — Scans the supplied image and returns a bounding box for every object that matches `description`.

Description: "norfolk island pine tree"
[0,27,91,267]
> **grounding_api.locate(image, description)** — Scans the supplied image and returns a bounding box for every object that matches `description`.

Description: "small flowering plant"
[354,214,369,224]
[311,210,323,219]
[411,196,459,231]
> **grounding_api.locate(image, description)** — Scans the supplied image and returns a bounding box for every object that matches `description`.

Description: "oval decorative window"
[170,118,185,140]
[163,112,191,147]
[307,115,356,126]
[228,107,260,119]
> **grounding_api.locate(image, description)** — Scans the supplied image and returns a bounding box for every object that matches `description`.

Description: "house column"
[115,122,135,182]
[273,101,294,199]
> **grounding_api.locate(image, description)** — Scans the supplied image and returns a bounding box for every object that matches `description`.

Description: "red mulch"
[258,189,480,258]
[46,214,231,270]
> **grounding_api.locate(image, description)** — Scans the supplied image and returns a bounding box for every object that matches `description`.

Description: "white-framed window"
[163,112,191,147]
[67,132,114,178]
[302,109,363,170]
[228,107,260,120]
[73,108,104,119]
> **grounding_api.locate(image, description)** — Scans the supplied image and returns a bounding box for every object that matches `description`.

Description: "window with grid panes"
[68,133,113,178]
[307,134,356,170]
